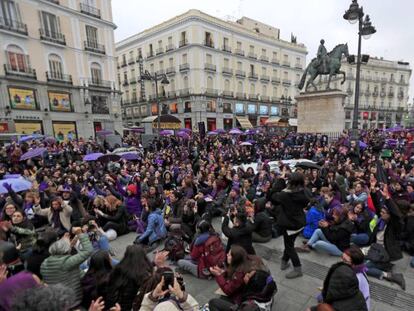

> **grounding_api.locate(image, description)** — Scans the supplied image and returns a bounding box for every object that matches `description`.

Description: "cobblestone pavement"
[110,219,414,311]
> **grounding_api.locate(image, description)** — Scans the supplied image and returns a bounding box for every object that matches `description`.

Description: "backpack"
[201,235,226,277]
[163,231,185,262]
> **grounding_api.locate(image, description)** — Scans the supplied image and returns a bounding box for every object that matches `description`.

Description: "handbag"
[366,242,390,263]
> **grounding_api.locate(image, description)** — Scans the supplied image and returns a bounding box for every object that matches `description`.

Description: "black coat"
[321,262,368,311]
[401,214,414,255]
[272,189,309,230]
[222,216,256,255]
[369,198,403,261]
[253,211,273,238]
[322,219,355,251]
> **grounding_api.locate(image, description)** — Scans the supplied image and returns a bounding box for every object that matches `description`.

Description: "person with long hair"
[94,195,128,235]
[105,244,153,310]
[208,245,252,311]
[81,250,112,308]
[271,172,309,279]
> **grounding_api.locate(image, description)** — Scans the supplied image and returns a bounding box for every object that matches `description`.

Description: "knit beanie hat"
[127,184,137,195]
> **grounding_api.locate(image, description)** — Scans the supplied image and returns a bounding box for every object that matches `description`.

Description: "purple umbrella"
[121,153,140,161]
[177,131,190,139]
[159,130,174,136]
[240,142,252,146]
[247,140,256,144]
[179,128,192,133]
[207,131,218,136]
[130,127,145,133]
[3,174,22,179]
[96,130,113,136]
[83,152,104,161]
[18,134,44,143]
[245,129,256,134]
[216,129,226,134]
[44,137,56,144]
[20,147,47,161]
[98,154,121,163]
[229,128,243,135]
[0,178,33,194]
[359,141,368,149]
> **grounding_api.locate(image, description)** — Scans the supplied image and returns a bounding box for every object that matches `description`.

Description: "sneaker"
[286,267,303,279]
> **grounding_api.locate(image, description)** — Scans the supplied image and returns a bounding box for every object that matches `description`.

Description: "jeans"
[366,260,384,279]
[351,233,370,246]
[281,229,301,267]
[177,258,198,277]
[209,296,237,311]
[98,235,110,252]
[308,229,343,256]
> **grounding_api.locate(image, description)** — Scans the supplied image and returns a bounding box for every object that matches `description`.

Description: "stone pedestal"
[295,90,347,133]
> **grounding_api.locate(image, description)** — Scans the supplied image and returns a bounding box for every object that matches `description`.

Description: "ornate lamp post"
[140,70,169,133]
[280,95,292,118]
[343,0,376,141]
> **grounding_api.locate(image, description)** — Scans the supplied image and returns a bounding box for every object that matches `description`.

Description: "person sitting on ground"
[347,181,368,206]
[94,195,129,236]
[40,227,94,307]
[177,220,225,278]
[298,206,354,257]
[135,199,167,246]
[306,260,368,311]
[208,245,252,311]
[251,197,273,243]
[349,201,374,246]
[222,208,256,255]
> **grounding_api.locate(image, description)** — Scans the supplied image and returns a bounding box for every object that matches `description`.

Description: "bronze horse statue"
[298,43,349,91]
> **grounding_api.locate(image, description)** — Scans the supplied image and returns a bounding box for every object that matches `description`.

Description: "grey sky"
[112,0,414,100]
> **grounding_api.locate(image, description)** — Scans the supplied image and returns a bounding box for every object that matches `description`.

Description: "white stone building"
[317,57,411,129]
[115,9,307,131]
[0,0,122,139]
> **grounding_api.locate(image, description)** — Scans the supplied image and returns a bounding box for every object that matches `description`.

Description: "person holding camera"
[140,272,199,311]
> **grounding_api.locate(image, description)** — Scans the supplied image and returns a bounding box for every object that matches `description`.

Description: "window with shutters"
[40,11,61,38]
[90,62,102,83]
[85,25,98,47]
[6,45,28,72]
[0,0,23,27]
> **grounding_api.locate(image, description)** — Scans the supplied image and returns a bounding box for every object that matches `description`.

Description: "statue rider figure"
[317,39,328,73]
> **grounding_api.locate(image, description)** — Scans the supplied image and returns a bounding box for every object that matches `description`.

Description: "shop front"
[52,121,77,142]
[14,121,43,134]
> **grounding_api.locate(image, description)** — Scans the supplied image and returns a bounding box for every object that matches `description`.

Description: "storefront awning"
[236,116,253,129]
[289,118,298,126]
[265,117,281,125]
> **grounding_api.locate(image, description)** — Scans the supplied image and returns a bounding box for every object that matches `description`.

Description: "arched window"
[224,79,230,91]
[48,54,63,79]
[6,45,27,72]
[237,81,243,93]
[90,62,102,83]
[207,76,213,90]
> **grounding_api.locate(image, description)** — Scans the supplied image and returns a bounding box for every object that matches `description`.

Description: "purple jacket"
[116,181,142,217]
[0,271,39,310]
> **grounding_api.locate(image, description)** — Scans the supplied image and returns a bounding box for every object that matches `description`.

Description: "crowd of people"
[0,126,413,311]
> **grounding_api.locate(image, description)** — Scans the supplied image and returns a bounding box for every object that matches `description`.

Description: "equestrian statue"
[298,40,349,92]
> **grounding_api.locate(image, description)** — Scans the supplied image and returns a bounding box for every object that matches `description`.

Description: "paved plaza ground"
[110,219,414,311]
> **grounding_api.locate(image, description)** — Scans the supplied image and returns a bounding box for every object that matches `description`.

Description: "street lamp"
[281,95,292,117]
[140,70,169,133]
[343,0,376,142]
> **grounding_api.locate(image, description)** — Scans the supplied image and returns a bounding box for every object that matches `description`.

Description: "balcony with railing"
[271,96,279,102]
[295,63,303,69]
[167,91,176,98]
[271,77,281,84]
[120,60,127,67]
[46,71,72,84]
[179,63,190,72]
[0,17,28,35]
[236,92,246,99]
[84,41,105,54]
[166,44,175,52]
[222,91,234,98]
[39,29,66,45]
[156,69,165,75]
[129,77,136,84]
[271,59,280,65]
[380,92,386,97]
[222,67,233,76]
[282,79,291,86]
[122,79,129,86]
[248,73,258,80]
[364,90,371,97]
[88,78,112,89]
[204,40,214,48]
[248,52,257,59]
[388,92,394,98]
[80,2,101,19]
[260,75,270,82]
[166,67,176,75]
[235,49,245,56]
[156,47,164,55]
[249,94,259,100]
[235,70,246,78]
[282,61,291,67]
[205,88,218,96]
[179,39,188,47]
[398,92,404,99]
[372,91,378,97]
[4,64,37,79]
[261,95,270,102]
[222,45,232,53]
[128,58,135,65]
[204,63,216,72]
[260,55,269,62]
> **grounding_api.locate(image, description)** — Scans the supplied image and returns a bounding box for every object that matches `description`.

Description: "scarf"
[51,208,62,229]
